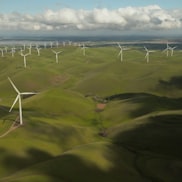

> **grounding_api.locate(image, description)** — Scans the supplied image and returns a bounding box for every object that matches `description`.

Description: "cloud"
[0,5,181,34]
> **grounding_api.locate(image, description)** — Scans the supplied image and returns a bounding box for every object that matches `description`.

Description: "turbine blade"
[145,53,148,58]
[117,43,121,49]
[118,51,121,56]
[9,95,19,112]
[144,46,148,51]
[8,77,20,94]
[21,92,37,95]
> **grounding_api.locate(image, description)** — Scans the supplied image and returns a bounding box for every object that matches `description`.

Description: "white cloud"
[0,5,181,35]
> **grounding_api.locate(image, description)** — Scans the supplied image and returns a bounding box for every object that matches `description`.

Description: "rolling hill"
[0,43,182,182]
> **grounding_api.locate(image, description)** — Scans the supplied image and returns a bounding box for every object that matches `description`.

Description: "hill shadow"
[0,145,149,182]
[112,114,182,159]
[158,76,182,89]
[104,93,182,118]
[1,148,53,175]
[0,106,10,117]
[2,137,182,182]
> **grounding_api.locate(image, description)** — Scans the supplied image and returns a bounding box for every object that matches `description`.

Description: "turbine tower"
[36,47,41,56]
[21,53,30,68]
[144,46,155,63]
[50,42,53,48]
[81,44,88,56]
[8,77,37,125]
[44,42,47,49]
[163,42,171,57]
[10,48,16,57]
[170,46,177,56]
[27,43,32,55]
[117,43,129,62]
[52,50,62,63]
[0,48,4,57]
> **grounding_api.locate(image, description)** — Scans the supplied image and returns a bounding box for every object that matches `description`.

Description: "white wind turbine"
[62,41,66,47]
[163,42,171,57]
[170,46,177,56]
[36,47,41,56]
[56,41,59,48]
[44,42,47,49]
[4,46,8,53]
[21,53,30,68]
[81,44,88,56]
[50,42,53,48]
[52,50,62,63]
[10,48,16,57]
[8,77,37,125]
[27,43,32,55]
[68,41,72,46]
[117,43,129,62]
[0,48,4,57]
[144,46,155,63]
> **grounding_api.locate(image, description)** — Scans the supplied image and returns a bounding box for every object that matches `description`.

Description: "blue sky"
[0,0,182,36]
[1,0,181,13]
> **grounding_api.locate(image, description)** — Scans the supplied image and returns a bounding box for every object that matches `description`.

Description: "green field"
[0,44,182,182]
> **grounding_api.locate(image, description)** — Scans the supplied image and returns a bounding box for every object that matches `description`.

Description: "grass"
[0,44,182,181]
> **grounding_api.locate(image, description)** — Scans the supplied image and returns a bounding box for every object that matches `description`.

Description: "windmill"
[8,77,37,125]
[170,46,177,56]
[44,42,47,49]
[52,50,62,63]
[117,43,129,62]
[0,48,4,57]
[10,48,16,57]
[144,46,155,63]
[62,41,66,47]
[21,53,30,68]
[81,44,88,56]
[163,42,171,57]
[4,46,8,53]
[50,42,53,48]
[27,43,32,55]
[36,47,41,56]
[56,41,59,48]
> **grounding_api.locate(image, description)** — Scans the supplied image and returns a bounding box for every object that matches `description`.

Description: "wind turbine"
[27,43,32,55]
[50,42,53,48]
[52,50,62,63]
[8,77,37,125]
[44,42,47,49]
[163,42,171,57]
[62,41,66,47]
[170,46,177,56]
[22,43,26,51]
[10,47,16,57]
[4,46,8,53]
[117,43,129,62]
[0,48,4,57]
[81,44,88,56]
[144,46,155,63]
[36,47,41,56]
[21,53,30,68]
[68,41,72,46]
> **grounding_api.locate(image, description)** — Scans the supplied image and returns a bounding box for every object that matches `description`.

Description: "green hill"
[0,45,182,181]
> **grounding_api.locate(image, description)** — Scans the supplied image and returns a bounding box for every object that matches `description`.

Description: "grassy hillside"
[0,44,182,181]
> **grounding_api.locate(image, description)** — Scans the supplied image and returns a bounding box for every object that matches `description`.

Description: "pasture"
[0,42,182,182]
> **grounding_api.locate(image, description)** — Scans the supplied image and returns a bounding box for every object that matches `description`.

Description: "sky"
[0,0,182,37]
